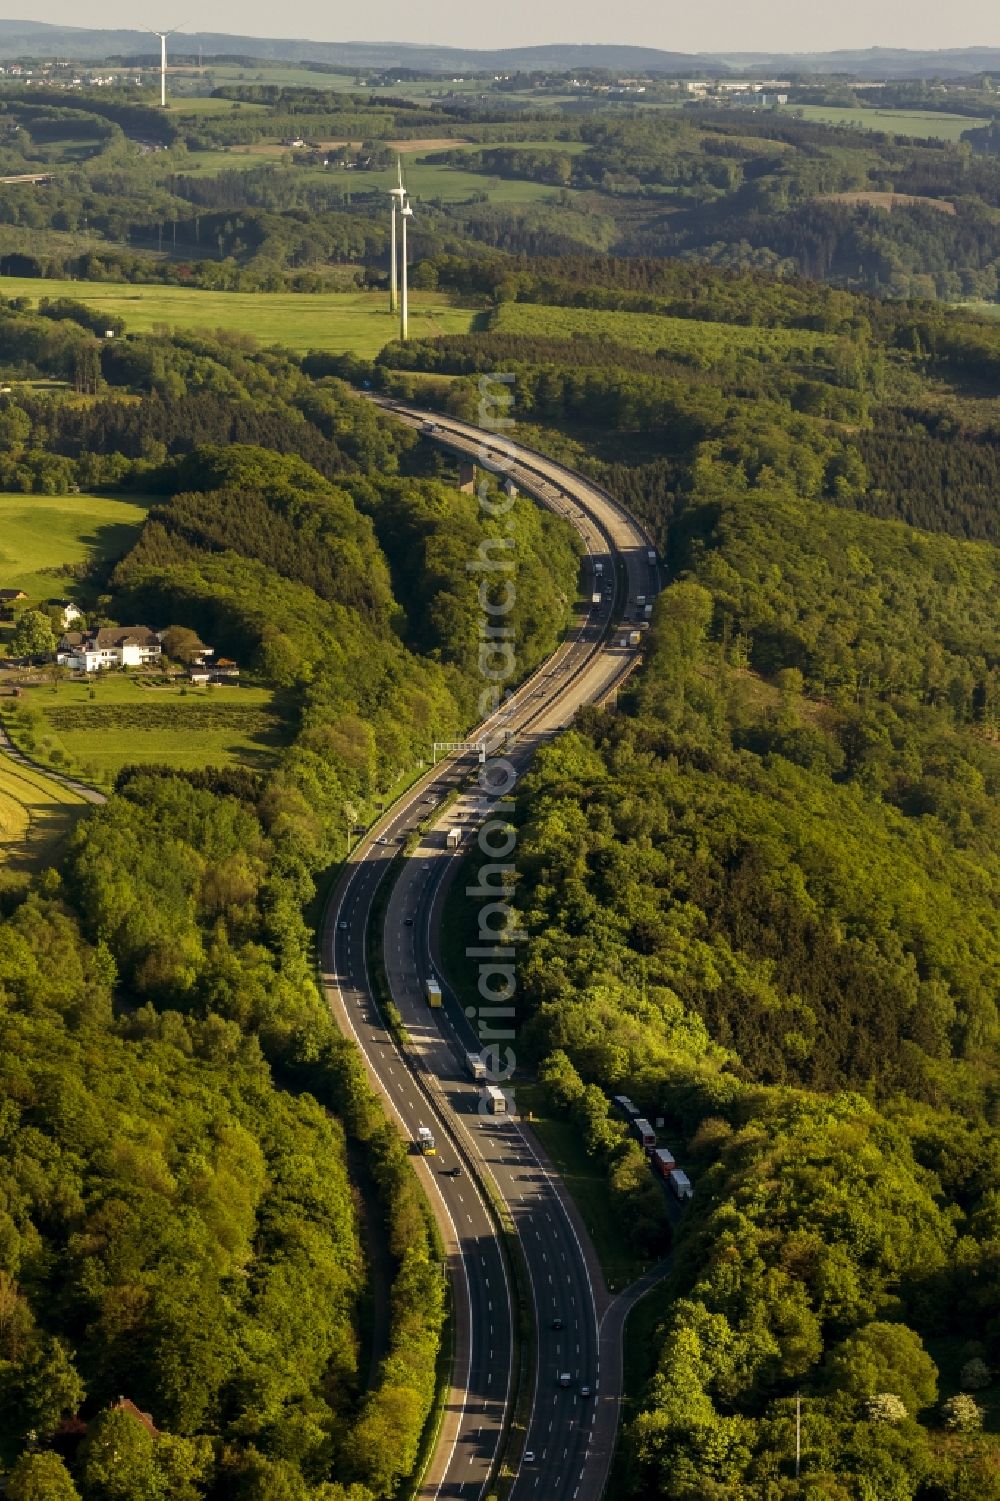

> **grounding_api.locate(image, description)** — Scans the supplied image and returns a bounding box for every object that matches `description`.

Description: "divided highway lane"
[322,402,661,1500]
[327,819,512,1501]
[390,793,600,1501]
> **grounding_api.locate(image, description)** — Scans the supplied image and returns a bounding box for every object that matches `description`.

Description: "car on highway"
[338,921,348,930]
[580,1384,592,1398]
[523,1451,535,1464]
[551,1318,564,1330]
[404,918,414,926]
[558,1372,572,1388]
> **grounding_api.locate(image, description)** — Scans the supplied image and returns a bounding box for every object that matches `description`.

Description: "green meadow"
[0,280,480,355]
[788,104,990,142]
[492,301,836,361]
[0,492,150,604]
[10,676,288,781]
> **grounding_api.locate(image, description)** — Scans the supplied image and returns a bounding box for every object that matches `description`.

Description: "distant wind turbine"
[399,181,413,342]
[145,24,184,108]
[388,157,407,315]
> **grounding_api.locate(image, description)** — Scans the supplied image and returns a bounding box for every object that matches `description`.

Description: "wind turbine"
[388,157,406,314]
[145,24,183,108]
[399,189,413,342]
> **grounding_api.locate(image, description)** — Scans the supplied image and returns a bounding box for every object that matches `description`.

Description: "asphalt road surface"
[321,401,661,1500]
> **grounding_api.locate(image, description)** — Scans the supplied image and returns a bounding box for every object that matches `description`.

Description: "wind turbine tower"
[146,25,182,108]
[399,190,413,342]
[388,158,406,314]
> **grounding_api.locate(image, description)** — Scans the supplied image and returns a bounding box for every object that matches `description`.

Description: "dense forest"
[361,255,1000,553]
[0,297,578,1495]
[0,770,451,1500]
[2,83,1000,299]
[1,195,999,1497]
[430,259,1000,1497]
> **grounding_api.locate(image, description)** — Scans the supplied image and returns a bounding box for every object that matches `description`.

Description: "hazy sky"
[24,0,1000,53]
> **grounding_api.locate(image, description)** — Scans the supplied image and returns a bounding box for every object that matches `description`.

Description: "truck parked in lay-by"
[446,827,463,849]
[651,1147,677,1178]
[668,1168,693,1201]
[425,977,443,1008]
[466,1052,487,1081]
[592,592,602,606]
[417,1125,436,1154]
[628,631,641,647]
[611,1091,694,1202]
[485,1084,508,1114]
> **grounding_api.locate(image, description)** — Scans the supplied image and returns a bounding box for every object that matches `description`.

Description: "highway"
[321,400,660,1500]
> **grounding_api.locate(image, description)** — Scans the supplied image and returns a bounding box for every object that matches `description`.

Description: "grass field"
[0,280,480,355]
[492,301,835,362]
[0,748,88,872]
[178,144,578,202]
[959,300,1000,318]
[13,676,288,780]
[171,67,492,97]
[787,104,992,142]
[339,159,573,203]
[0,492,151,603]
[166,97,271,116]
[171,65,367,89]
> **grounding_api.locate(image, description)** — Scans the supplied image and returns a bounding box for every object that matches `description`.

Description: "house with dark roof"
[57,626,162,673]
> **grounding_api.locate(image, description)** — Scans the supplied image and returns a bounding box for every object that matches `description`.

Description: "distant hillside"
[0,22,713,72]
[2,21,999,77]
[715,45,1000,78]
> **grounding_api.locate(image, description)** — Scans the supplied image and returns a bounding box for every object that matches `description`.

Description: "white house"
[51,600,82,629]
[57,626,162,673]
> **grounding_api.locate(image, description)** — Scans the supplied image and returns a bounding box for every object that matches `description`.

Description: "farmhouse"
[0,587,27,621]
[50,599,82,628]
[57,626,163,673]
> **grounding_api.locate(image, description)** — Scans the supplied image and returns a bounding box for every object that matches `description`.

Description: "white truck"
[594,561,604,577]
[466,1052,487,1081]
[635,594,646,607]
[668,1168,693,1202]
[446,827,463,849]
[591,592,602,606]
[417,1125,436,1155]
[485,1084,508,1115]
[643,603,653,618]
[425,978,443,1008]
[628,631,641,648]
